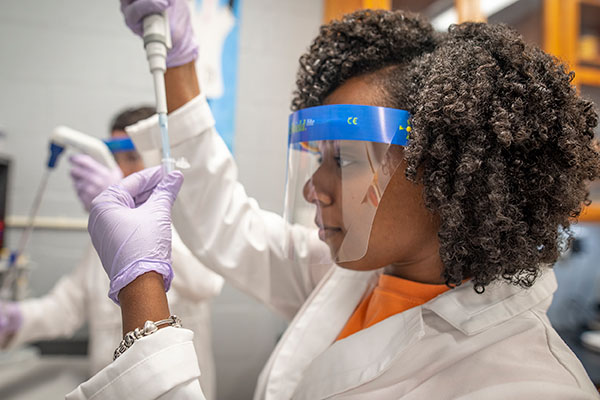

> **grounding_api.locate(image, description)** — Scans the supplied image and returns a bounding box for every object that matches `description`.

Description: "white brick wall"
[0,0,323,398]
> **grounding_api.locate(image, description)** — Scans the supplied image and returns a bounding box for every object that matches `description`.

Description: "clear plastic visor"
[283,104,411,265]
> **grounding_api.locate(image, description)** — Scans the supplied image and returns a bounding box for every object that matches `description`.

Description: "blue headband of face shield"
[288,104,412,148]
[104,137,135,153]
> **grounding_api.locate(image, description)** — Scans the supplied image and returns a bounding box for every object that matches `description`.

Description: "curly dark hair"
[292,10,439,110]
[293,11,600,292]
[405,23,600,291]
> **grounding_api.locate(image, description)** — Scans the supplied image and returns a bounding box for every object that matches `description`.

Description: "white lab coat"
[68,95,599,399]
[10,228,223,400]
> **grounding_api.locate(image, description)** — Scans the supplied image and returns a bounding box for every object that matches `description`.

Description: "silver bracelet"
[113,315,182,361]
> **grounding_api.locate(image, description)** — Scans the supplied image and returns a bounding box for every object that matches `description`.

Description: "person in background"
[0,107,223,400]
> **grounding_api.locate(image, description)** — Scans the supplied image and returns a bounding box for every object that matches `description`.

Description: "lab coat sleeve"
[7,245,94,348]
[127,94,332,320]
[169,228,224,303]
[66,327,206,400]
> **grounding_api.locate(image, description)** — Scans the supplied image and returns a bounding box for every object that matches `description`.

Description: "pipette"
[51,126,118,170]
[0,171,51,300]
[0,127,116,300]
[143,13,174,174]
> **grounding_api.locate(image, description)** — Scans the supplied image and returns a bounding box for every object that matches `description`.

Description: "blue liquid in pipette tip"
[158,113,173,174]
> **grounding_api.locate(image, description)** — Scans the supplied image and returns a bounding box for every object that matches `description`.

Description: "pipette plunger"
[143,13,174,175]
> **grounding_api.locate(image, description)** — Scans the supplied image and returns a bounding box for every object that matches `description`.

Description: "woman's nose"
[303,174,333,206]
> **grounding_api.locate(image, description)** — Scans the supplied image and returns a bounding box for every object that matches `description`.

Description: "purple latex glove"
[88,166,184,304]
[0,302,22,335]
[69,154,123,212]
[120,0,198,67]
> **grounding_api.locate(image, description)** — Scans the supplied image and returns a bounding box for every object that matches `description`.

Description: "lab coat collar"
[423,268,558,335]
[293,306,424,400]
[260,267,380,400]
[292,269,557,399]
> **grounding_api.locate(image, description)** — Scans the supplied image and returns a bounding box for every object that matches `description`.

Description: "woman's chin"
[335,255,387,271]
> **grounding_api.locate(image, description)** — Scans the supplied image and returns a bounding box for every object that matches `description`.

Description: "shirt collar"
[423,268,557,335]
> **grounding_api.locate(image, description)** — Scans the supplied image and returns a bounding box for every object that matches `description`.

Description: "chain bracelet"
[113,315,182,361]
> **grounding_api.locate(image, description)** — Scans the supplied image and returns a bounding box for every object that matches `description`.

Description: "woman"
[68,2,600,399]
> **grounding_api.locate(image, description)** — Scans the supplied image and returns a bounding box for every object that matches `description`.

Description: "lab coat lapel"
[261,267,379,400]
[424,269,558,335]
[293,307,425,400]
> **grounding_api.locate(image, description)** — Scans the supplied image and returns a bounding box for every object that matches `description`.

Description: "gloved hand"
[88,166,184,304]
[69,154,124,212]
[0,302,22,336]
[120,0,198,67]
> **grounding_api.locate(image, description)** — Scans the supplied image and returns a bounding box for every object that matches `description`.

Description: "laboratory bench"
[0,346,89,400]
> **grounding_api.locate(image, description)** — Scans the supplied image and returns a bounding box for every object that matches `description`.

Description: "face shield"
[104,137,135,153]
[283,104,411,265]
[104,136,146,177]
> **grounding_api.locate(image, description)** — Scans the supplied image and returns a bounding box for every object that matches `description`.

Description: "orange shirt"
[337,274,451,341]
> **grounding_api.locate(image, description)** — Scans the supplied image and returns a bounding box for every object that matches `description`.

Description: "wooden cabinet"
[544,0,600,221]
[545,0,600,86]
[323,0,391,23]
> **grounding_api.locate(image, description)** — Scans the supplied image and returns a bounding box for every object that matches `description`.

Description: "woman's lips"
[314,217,342,241]
[318,226,342,241]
